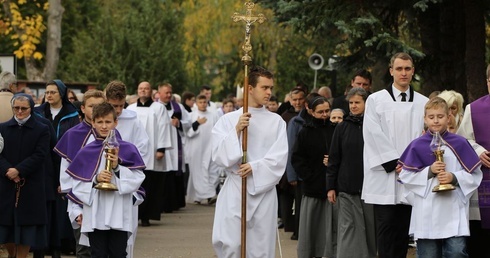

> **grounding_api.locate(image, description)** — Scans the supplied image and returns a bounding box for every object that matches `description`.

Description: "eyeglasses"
[68,97,76,101]
[45,91,59,95]
[13,106,30,112]
[314,109,330,115]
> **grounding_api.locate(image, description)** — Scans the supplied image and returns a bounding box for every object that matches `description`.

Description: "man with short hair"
[127,81,172,227]
[211,66,288,257]
[105,80,149,258]
[332,69,372,114]
[318,85,334,104]
[196,85,217,112]
[0,71,17,122]
[157,82,191,212]
[279,85,308,239]
[362,52,428,258]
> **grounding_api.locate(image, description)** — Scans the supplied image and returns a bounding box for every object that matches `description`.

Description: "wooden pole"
[241,66,249,258]
[231,2,266,257]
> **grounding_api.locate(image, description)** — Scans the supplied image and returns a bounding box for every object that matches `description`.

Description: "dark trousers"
[74,227,91,258]
[294,181,303,236]
[162,171,177,213]
[279,183,295,232]
[467,220,490,258]
[374,204,411,258]
[88,229,127,258]
[139,170,164,221]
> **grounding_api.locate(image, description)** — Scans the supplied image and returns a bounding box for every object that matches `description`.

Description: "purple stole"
[53,120,92,162]
[399,130,480,173]
[170,101,184,173]
[66,131,145,182]
[471,95,490,228]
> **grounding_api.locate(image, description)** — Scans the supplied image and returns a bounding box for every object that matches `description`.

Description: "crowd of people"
[1,50,490,258]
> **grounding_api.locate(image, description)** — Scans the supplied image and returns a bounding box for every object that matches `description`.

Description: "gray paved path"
[133,202,297,257]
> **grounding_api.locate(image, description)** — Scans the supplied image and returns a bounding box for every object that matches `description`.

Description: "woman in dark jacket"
[292,96,337,258]
[34,79,80,140]
[0,93,50,258]
[326,87,376,258]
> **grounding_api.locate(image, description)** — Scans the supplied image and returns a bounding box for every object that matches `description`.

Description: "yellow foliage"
[33,52,43,60]
[2,0,47,59]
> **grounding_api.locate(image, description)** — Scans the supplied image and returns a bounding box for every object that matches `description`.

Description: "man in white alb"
[211,66,288,258]
[361,52,428,258]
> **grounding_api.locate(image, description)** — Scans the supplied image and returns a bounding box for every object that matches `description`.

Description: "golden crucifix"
[231,2,266,258]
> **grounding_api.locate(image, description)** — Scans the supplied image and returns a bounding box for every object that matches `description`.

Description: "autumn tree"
[260,0,490,101]
[1,0,64,81]
[59,0,187,93]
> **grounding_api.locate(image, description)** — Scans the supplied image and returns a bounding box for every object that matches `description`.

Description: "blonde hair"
[437,90,463,128]
[424,97,449,115]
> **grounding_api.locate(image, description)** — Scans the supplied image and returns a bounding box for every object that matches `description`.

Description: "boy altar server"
[67,103,145,257]
[399,97,482,257]
[186,94,220,204]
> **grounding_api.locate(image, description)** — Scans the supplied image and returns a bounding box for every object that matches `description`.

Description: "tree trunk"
[44,0,64,81]
[464,0,486,102]
[417,3,441,96]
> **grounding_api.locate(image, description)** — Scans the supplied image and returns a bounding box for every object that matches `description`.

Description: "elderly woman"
[438,90,464,132]
[0,93,50,258]
[326,88,376,258]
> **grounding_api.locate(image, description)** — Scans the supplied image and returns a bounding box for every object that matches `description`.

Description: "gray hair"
[0,71,16,90]
[345,87,368,102]
[331,108,345,115]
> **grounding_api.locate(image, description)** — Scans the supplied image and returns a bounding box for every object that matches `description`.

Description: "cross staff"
[232,2,266,257]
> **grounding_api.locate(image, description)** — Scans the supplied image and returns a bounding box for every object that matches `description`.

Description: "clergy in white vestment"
[157,83,192,212]
[399,97,482,256]
[105,80,150,258]
[211,66,288,258]
[127,81,172,226]
[67,102,145,257]
[186,94,220,204]
[361,52,428,258]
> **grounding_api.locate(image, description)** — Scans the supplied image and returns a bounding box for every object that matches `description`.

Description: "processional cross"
[231,2,266,258]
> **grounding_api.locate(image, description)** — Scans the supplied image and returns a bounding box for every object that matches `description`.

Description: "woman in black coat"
[326,87,376,258]
[291,96,337,258]
[0,93,50,258]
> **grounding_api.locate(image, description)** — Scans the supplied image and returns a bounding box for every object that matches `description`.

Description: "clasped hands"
[430,161,453,184]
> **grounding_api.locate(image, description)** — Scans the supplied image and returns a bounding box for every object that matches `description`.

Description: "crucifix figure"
[231,2,267,258]
[232,2,266,65]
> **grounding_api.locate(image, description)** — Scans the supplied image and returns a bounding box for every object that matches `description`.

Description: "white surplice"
[362,88,428,204]
[72,162,145,245]
[211,106,288,258]
[116,108,150,258]
[399,147,482,239]
[186,109,219,202]
[116,109,150,165]
[127,102,172,171]
[157,101,191,172]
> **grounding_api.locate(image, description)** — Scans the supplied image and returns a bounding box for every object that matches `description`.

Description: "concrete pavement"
[133,202,297,257]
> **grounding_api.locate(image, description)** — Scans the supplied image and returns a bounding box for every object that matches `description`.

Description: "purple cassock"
[470,95,490,228]
[399,130,480,173]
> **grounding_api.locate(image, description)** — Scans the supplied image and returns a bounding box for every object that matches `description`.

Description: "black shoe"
[290,233,298,240]
[207,196,217,205]
[141,219,150,227]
